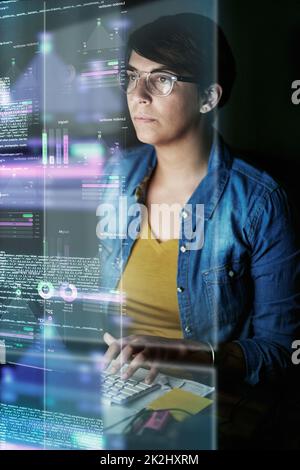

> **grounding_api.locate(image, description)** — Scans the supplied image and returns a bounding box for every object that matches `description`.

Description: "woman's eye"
[127,74,137,81]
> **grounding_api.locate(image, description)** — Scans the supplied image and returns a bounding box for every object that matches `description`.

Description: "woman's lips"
[134,116,157,123]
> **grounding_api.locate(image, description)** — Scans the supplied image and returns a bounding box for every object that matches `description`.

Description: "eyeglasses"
[119,69,199,97]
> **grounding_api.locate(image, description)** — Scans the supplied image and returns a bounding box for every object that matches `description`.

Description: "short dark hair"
[126,13,236,108]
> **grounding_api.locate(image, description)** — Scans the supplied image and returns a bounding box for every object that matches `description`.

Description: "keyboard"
[101,370,161,405]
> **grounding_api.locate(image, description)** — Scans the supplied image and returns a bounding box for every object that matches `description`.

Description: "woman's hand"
[102,332,213,383]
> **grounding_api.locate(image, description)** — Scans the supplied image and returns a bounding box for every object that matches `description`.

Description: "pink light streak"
[0,332,34,340]
[82,292,124,303]
[0,222,33,227]
[0,443,41,450]
[0,163,104,179]
[82,183,119,188]
[35,290,124,304]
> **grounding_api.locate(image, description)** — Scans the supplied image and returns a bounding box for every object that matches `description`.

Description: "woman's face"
[127,51,201,147]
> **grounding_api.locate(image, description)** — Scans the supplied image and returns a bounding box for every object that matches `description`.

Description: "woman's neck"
[153,123,213,188]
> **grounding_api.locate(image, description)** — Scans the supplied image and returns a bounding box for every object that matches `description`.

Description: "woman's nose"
[132,76,152,102]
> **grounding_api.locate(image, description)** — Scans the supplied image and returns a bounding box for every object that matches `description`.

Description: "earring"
[200,104,209,113]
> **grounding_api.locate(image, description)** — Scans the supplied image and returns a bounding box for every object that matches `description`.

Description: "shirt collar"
[129,134,233,220]
[190,135,233,220]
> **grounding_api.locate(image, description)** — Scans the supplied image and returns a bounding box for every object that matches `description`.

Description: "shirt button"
[180,245,187,253]
[185,326,191,334]
[181,210,188,219]
[228,270,235,278]
[177,286,184,293]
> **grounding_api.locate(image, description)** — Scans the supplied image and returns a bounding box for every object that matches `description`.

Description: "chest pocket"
[202,260,252,325]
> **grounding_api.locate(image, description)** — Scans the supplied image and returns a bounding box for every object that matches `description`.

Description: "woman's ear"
[199,84,223,113]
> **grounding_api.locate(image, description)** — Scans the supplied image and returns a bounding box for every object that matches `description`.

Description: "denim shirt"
[97,136,300,385]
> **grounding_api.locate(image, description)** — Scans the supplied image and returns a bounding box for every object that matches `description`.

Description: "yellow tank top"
[117,215,183,339]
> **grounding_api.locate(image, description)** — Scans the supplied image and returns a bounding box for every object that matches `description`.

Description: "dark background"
[127,0,300,211]
[219,0,300,211]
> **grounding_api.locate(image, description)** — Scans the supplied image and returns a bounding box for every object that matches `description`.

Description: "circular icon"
[38,281,54,300]
[60,283,77,302]
[15,288,22,297]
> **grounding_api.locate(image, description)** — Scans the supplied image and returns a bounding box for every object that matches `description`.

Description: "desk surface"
[102,367,215,436]
[106,371,300,450]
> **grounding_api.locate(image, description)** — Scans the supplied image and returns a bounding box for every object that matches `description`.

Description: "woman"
[99,13,300,386]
